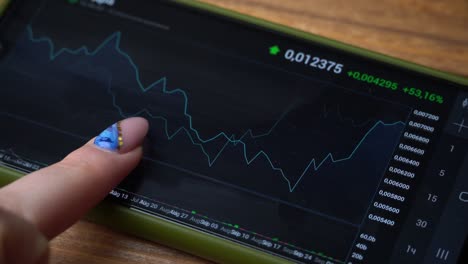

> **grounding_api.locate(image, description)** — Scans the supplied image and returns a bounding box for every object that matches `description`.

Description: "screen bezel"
[0,0,467,263]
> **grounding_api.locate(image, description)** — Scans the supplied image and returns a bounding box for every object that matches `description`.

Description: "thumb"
[0,117,149,239]
[0,208,49,264]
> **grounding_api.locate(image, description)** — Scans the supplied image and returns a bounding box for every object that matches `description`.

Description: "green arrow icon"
[269,45,281,55]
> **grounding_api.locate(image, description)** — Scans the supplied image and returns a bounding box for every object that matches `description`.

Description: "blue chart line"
[26,26,405,192]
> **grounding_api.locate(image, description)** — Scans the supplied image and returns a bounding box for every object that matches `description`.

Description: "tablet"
[0,0,467,263]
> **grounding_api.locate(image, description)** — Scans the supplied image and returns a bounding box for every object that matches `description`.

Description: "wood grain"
[49,1,468,264]
[49,221,210,264]
[201,0,468,77]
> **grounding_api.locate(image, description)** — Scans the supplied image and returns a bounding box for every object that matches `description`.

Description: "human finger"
[0,117,148,238]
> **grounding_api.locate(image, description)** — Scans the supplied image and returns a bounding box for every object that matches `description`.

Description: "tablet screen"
[0,0,467,263]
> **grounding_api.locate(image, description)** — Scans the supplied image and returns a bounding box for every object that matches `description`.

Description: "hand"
[0,117,149,264]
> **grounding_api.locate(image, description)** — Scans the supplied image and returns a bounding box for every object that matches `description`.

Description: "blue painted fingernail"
[94,121,123,151]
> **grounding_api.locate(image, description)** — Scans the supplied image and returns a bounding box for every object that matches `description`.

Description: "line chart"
[25,26,407,193]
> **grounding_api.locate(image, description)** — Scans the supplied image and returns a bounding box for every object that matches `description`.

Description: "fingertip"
[119,117,149,153]
[92,117,149,153]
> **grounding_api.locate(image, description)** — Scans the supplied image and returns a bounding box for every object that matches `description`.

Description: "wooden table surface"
[49,1,468,263]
